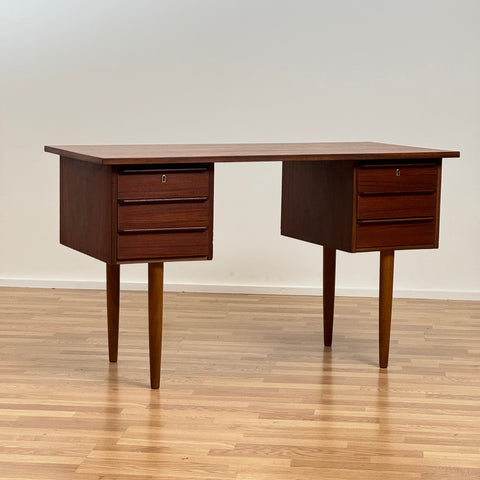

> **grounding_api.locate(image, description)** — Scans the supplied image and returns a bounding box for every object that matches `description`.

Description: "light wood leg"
[106,264,120,362]
[379,250,395,368]
[323,246,336,347]
[148,262,164,389]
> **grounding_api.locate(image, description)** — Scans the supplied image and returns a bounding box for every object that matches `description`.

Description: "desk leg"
[106,264,120,362]
[323,246,336,347]
[379,250,395,368]
[148,262,164,389]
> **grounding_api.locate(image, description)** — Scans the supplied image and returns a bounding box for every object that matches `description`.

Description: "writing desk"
[44,142,460,388]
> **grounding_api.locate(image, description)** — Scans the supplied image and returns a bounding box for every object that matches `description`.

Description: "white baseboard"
[0,278,479,301]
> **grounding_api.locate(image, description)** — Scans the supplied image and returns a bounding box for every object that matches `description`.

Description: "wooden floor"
[0,287,479,479]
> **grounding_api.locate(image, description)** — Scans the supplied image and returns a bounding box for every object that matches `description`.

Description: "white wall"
[1,0,479,299]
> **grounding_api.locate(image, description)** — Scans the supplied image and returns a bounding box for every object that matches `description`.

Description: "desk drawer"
[356,218,436,250]
[118,167,210,200]
[117,230,210,260]
[118,200,209,231]
[357,165,438,195]
[357,193,437,220]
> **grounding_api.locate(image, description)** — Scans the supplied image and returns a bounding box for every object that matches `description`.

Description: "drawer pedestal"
[59,158,214,388]
[281,158,442,368]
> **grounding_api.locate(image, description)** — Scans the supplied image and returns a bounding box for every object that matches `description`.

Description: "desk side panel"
[281,161,355,252]
[60,156,115,263]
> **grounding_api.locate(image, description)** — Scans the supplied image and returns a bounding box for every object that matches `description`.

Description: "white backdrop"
[1,0,479,299]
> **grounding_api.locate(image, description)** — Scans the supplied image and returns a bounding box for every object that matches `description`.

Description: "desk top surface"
[44,142,460,165]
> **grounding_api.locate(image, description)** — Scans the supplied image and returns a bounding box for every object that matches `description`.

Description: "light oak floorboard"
[0,287,479,479]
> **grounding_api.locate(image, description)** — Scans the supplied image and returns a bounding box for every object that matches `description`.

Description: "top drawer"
[118,167,210,200]
[357,164,438,195]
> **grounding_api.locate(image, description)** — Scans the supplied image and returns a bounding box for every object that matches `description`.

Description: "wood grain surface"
[281,160,356,252]
[59,157,116,263]
[45,142,460,165]
[0,287,479,479]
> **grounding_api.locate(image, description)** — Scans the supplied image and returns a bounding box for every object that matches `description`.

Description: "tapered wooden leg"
[379,250,395,368]
[106,264,120,362]
[323,246,336,347]
[148,262,164,389]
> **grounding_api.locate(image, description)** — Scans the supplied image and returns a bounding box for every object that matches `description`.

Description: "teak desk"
[45,142,460,388]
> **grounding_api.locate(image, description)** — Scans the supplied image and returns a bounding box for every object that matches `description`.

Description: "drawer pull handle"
[119,167,208,174]
[162,174,167,183]
[396,169,401,176]
[357,217,434,226]
[119,196,208,205]
[119,226,208,234]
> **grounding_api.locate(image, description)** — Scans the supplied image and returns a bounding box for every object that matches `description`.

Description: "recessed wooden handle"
[118,226,208,234]
[118,196,208,205]
[119,167,208,175]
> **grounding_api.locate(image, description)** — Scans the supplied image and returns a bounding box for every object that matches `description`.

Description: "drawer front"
[118,200,209,231]
[357,193,437,220]
[118,230,210,260]
[118,168,210,200]
[356,219,437,250]
[357,165,438,195]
